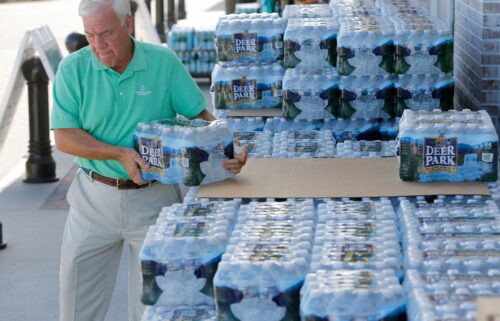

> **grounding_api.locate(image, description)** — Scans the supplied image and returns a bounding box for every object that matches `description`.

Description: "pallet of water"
[139,200,240,308]
[216,13,286,63]
[283,18,339,69]
[405,270,500,321]
[301,270,406,321]
[135,117,234,186]
[272,130,336,158]
[212,62,284,110]
[397,109,499,182]
[214,200,315,321]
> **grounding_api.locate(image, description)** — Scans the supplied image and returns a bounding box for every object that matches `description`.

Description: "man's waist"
[81,167,157,190]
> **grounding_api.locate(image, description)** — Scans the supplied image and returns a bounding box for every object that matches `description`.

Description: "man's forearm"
[54,128,125,160]
[194,109,216,121]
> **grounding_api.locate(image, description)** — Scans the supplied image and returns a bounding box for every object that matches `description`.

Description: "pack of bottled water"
[168,25,195,51]
[405,270,500,321]
[226,117,266,132]
[324,118,380,142]
[216,13,286,63]
[392,16,453,76]
[311,200,402,278]
[272,130,336,158]
[379,118,400,140]
[301,269,406,321]
[135,117,235,186]
[235,2,261,14]
[234,130,273,158]
[212,62,284,110]
[141,306,216,321]
[140,200,239,308]
[177,50,217,75]
[336,15,395,76]
[339,75,395,119]
[336,140,397,158]
[282,67,340,120]
[214,200,315,321]
[284,18,339,69]
[282,4,333,20]
[264,117,324,134]
[395,74,454,116]
[488,181,500,208]
[330,0,380,18]
[398,109,499,182]
[317,199,397,222]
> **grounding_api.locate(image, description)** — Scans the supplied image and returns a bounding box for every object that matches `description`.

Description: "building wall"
[454,0,500,128]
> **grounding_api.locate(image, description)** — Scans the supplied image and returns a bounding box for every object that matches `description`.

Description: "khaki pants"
[60,169,181,321]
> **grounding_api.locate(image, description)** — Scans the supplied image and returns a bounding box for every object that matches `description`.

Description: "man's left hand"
[223,140,248,174]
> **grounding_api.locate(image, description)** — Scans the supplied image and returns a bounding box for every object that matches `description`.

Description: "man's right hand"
[117,148,149,185]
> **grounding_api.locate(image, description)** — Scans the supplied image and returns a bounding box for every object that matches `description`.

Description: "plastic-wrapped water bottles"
[282,67,340,120]
[226,117,266,132]
[272,130,336,158]
[405,270,500,321]
[264,117,324,134]
[136,117,235,186]
[282,4,333,20]
[311,200,402,278]
[235,3,261,14]
[141,306,216,321]
[284,18,339,69]
[336,140,397,158]
[301,269,406,321]
[140,200,240,308]
[395,74,454,116]
[336,15,395,76]
[379,118,400,140]
[330,0,381,18]
[214,200,315,321]
[317,199,397,222]
[212,62,284,110]
[216,13,285,63]
[233,130,273,158]
[339,75,395,119]
[168,25,195,51]
[398,109,499,182]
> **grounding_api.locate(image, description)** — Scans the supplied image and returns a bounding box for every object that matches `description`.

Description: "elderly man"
[51,0,247,320]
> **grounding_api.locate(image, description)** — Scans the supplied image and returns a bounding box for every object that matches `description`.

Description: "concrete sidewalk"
[0,0,223,320]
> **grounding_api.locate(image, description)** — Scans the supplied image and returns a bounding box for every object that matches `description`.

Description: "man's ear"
[125,14,133,35]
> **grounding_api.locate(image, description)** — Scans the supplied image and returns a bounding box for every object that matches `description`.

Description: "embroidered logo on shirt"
[136,85,152,96]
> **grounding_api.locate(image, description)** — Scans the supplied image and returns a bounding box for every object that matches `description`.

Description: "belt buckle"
[116,178,126,189]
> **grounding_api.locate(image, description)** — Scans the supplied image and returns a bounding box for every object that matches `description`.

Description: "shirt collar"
[90,37,147,72]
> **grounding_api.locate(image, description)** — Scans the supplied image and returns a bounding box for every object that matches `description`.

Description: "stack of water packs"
[214,200,315,321]
[397,109,499,182]
[399,195,500,321]
[336,140,397,158]
[135,117,235,186]
[272,130,336,158]
[140,200,240,310]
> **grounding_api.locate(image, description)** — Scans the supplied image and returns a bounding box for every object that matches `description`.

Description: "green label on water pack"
[234,131,257,141]
[421,232,500,239]
[423,136,457,174]
[335,202,373,215]
[324,271,374,289]
[174,222,207,237]
[326,243,374,262]
[423,249,500,258]
[247,244,289,261]
[295,142,318,153]
[417,217,496,224]
[294,131,318,140]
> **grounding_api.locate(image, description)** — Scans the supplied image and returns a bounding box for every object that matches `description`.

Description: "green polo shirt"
[51,39,206,179]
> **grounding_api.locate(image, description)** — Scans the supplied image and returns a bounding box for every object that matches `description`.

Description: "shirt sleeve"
[51,61,81,129]
[168,53,207,119]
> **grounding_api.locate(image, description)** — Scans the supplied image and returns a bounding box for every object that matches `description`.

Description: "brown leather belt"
[81,168,156,190]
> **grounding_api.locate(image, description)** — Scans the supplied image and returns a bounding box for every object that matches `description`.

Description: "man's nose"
[94,35,107,49]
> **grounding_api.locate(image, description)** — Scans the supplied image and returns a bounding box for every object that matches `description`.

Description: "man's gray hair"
[79,0,131,25]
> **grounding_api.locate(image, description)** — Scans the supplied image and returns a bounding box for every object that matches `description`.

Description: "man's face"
[83,5,133,72]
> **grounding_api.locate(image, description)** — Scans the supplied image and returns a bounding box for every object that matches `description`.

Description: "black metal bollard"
[65,32,89,54]
[130,0,138,38]
[21,57,58,184]
[144,0,151,13]
[225,0,236,14]
[155,0,166,42]
[0,222,6,250]
[167,0,176,30]
[178,0,186,20]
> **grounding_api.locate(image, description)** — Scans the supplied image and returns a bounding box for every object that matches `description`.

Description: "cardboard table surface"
[197,157,490,199]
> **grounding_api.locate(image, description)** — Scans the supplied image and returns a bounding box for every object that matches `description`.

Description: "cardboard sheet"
[477,297,500,321]
[197,158,490,198]
[228,108,282,118]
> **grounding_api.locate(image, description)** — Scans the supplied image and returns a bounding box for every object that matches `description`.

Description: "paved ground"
[0,0,222,320]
